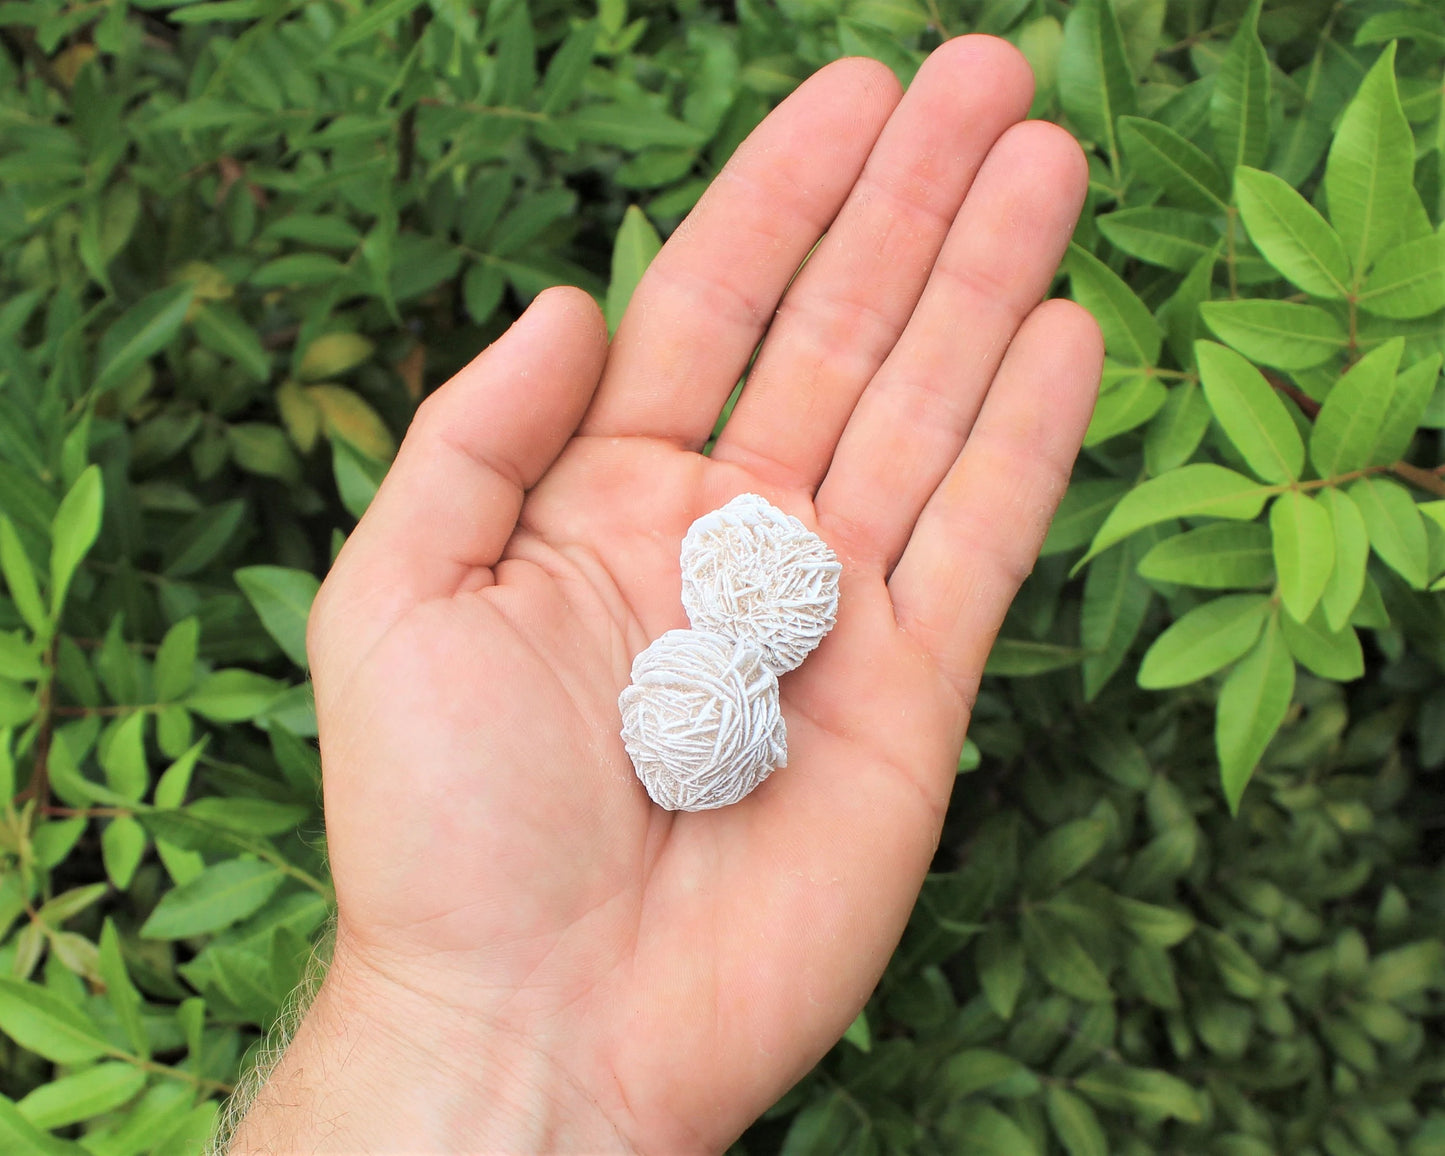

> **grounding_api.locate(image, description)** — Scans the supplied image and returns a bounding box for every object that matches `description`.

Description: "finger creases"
[887,298,1103,700]
[580,56,902,447]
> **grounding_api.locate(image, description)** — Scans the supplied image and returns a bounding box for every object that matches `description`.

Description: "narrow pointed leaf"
[1217,615,1294,814]
[1310,338,1403,476]
[235,565,320,669]
[140,858,286,939]
[1058,0,1135,162]
[1196,340,1303,482]
[1097,208,1219,271]
[1233,166,1350,298]
[1319,488,1369,631]
[1350,476,1429,588]
[1081,464,1273,565]
[1369,354,1441,465]
[1325,44,1415,278]
[1047,1085,1109,1156]
[49,465,104,618]
[1065,245,1161,366]
[1138,523,1273,588]
[1357,233,1445,320]
[1280,609,1364,680]
[94,284,195,394]
[1144,379,1212,476]
[1138,594,1270,688]
[0,977,111,1063]
[1118,117,1228,211]
[1201,300,1348,370]
[605,206,662,333]
[1210,0,1270,177]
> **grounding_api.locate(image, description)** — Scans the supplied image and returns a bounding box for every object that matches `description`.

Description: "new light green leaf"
[140,857,285,939]
[0,1094,81,1156]
[1270,491,1335,623]
[1046,1086,1108,1156]
[1074,1065,1204,1122]
[1209,0,1269,177]
[16,1062,145,1131]
[1138,523,1273,588]
[1200,300,1348,370]
[236,565,321,669]
[1233,166,1350,298]
[1357,233,1445,320]
[94,283,195,394]
[1324,44,1416,279]
[1118,116,1229,212]
[605,206,662,334]
[1310,338,1404,477]
[153,617,200,702]
[184,669,286,722]
[1217,615,1294,814]
[1083,371,1166,445]
[1350,476,1429,588]
[1058,0,1135,163]
[1318,488,1369,631]
[1081,464,1272,564]
[1097,208,1218,271]
[0,977,111,1064]
[1065,244,1161,366]
[1280,608,1364,681]
[0,515,47,636]
[1368,354,1441,465]
[1138,594,1270,688]
[1196,340,1304,482]
[49,465,103,619]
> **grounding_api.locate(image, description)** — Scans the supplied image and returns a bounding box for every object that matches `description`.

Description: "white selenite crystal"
[619,629,787,812]
[679,493,841,674]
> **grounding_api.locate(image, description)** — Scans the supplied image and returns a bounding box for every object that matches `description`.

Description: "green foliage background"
[1,0,1444,1151]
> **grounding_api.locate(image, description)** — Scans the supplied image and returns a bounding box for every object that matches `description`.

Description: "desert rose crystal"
[680,493,841,674]
[619,629,787,812]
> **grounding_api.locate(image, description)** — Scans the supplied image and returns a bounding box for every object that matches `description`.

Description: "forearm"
[224,951,638,1155]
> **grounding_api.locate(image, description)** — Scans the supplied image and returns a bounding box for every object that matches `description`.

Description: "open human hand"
[230,35,1101,1156]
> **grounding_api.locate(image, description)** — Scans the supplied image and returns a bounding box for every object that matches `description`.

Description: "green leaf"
[1280,608,1364,681]
[1365,941,1445,1001]
[976,924,1025,1020]
[942,1049,1037,1098]
[1217,615,1294,814]
[840,1010,869,1052]
[1319,488,1370,631]
[140,858,286,939]
[986,639,1087,676]
[1209,0,1269,177]
[0,516,47,636]
[1233,166,1351,298]
[94,284,195,394]
[1137,523,1273,588]
[235,565,320,669]
[250,254,351,290]
[1080,533,1151,699]
[1196,340,1303,482]
[161,500,246,577]
[566,104,707,150]
[101,815,147,890]
[1022,909,1112,1002]
[191,304,270,382]
[0,1094,82,1156]
[332,437,389,520]
[942,1103,1041,1156]
[297,333,375,381]
[1270,491,1335,622]
[1350,476,1429,588]
[1065,245,1161,366]
[1081,464,1272,564]
[1325,44,1416,279]
[1058,0,1135,162]
[1074,1065,1203,1123]
[1357,233,1445,320]
[1118,116,1228,212]
[1200,300,1348,370]
[1138,594,1270,689]
[17,1062,145,1131]
[185,797,309,836]
[0,977,110,1063]
[1096,208,1219,271]
[538,20,596,114]
[184,669,286,722]
[100,712,148,801]
[605,206,662,334]
[1310,339,1404,476]
[154,617,200,702]
[1041,478,1129,557]
[1024,813,1110,896]
[463,263,506,325]
[49,465,103,619]
[1046,1086,1108,1156]
[1083,369,1165,445]
[330,0,427,50]
[1113,895,1195,946]
[1369,354,1441,465]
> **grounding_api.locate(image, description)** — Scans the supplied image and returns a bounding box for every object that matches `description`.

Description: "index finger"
[579,57,900,448]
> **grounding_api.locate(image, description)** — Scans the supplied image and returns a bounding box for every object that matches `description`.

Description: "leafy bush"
[0,0,1441,1152]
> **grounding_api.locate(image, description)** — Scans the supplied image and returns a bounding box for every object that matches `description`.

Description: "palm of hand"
[307,37,1101,1154]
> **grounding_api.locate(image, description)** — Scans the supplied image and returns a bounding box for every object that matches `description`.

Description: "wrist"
[227,941,639,1154]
